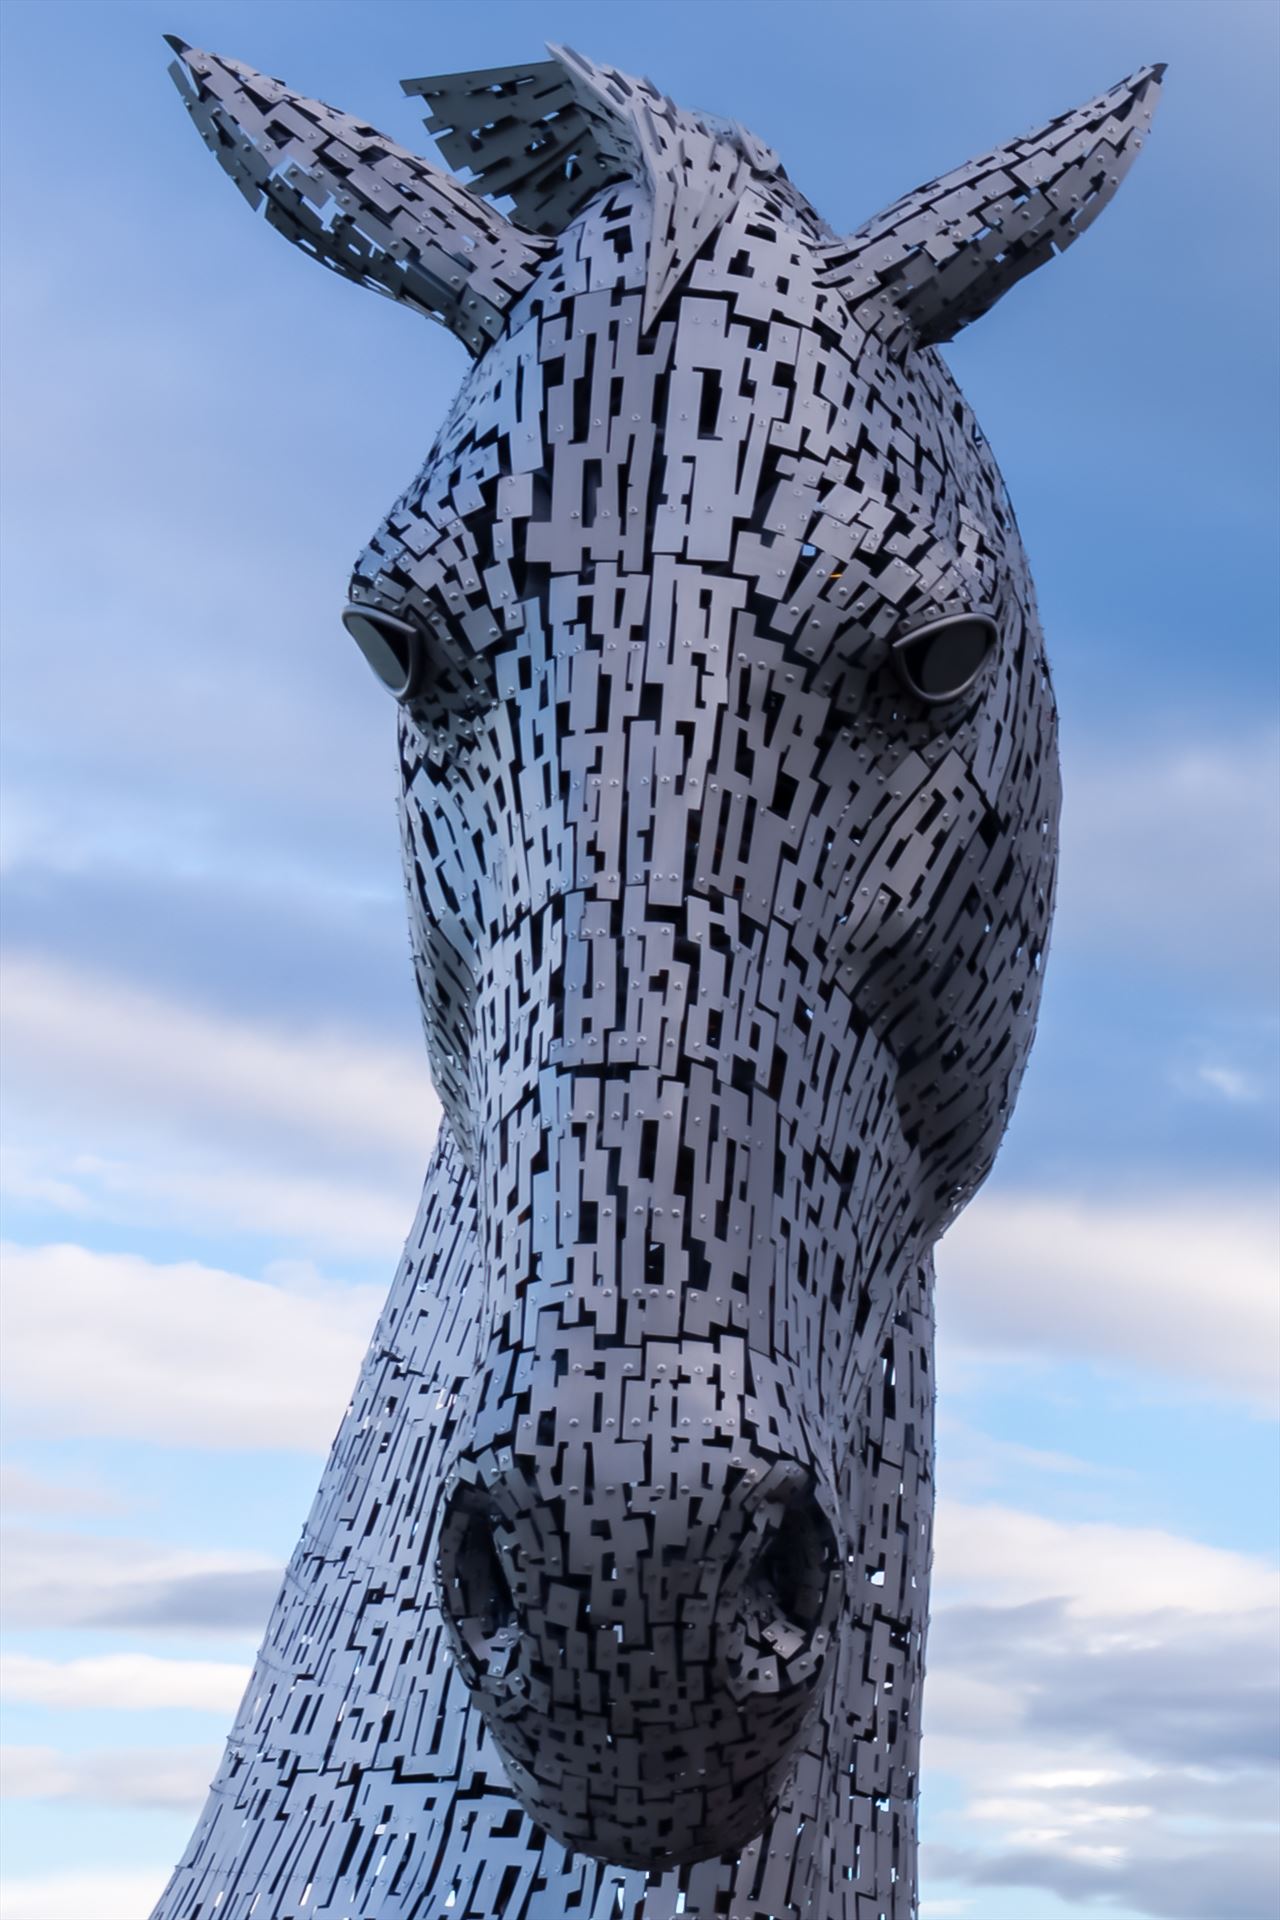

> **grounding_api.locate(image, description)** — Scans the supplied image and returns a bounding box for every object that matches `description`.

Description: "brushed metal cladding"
[154,39,1161,1919]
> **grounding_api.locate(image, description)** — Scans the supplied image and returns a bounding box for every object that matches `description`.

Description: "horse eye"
[892,613,997,704]
[342,604,420,699]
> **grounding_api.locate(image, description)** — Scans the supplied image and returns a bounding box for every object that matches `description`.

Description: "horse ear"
[820,64,1165,358]
[164,39,550,356]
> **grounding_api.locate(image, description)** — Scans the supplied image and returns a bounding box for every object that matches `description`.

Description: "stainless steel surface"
[153,41,1161,1917]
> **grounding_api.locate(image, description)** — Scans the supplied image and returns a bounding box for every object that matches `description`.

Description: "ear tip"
[1131,60,1168,99]
[1129,61,1167,131]
[547,42,587,76]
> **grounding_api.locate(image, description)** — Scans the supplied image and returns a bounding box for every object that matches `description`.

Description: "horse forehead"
[412,180,839,453]
[360,180,1016,606]
[399,327,992,555]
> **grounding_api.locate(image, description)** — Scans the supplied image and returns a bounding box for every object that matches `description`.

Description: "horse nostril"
[745,1496,838,1635]
[724,1490,840,1703]
[438,1492,518,1664]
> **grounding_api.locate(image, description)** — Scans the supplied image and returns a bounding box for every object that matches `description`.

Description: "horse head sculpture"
[155,39,1160,1915]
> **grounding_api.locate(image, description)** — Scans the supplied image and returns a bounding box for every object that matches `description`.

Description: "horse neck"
[150,1133,933,1919]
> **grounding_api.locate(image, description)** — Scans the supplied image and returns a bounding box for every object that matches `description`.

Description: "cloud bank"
[939,1190,1280,1413]
[2,1653,249,1714]
[1,1242,385,1452]
[1,1528,280,1637]
[924,1501,1280,1920]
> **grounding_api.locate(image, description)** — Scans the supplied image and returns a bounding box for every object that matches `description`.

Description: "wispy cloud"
[924,1500,1280,1920]
[0,1528,279,1637]
[0,1869,171,1920]
[938,1190,1280,1414]
[1,1149,417,1257]
[1,1653,249,1714]
[2,952,439,1257]
[1,1242,385,1453]
[2,952,439,1172]
[1059,731,1280,993]
[926,1834,1279,1920]
[933,1413,1135,1501]
[934,1500,1279,1617]
[0,1464,123,1519]
[1192,1061,1263,1104]
[1,1743,218,1810]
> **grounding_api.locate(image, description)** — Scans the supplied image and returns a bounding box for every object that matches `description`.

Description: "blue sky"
[1,1,1276,1916]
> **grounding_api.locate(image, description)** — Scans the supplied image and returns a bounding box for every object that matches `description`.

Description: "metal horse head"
[161,39,1160,1905]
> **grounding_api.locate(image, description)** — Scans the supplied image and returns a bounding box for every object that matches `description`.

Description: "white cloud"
[924,1499,1280,1920]
[1,1653,248,1714]
[0,1526,278,1636]
[1194,1062,1262,1103]
[1,1743,216,1809]
[0,1463,121,1518]
[938,1189,1280,1413]
[0,1155,91,1216]
[0,952,439,1257]
[1,1143,415,1259]
[1,1242,385,1452]
[932,1411,1136,1503]
[1060,731,1280,989]
[934,1499,1279,1617]
[0,1869,172,1920]
[2,951,439,1174]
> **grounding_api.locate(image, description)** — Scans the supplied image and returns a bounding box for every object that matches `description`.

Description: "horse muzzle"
[436,1430,844,1865]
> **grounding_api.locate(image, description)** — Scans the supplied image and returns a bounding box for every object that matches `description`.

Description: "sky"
[0,1,1276,1916]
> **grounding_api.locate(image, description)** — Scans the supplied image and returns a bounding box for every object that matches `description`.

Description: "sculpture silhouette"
[154,40,1161,1919]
